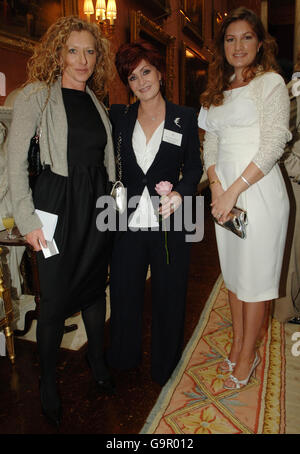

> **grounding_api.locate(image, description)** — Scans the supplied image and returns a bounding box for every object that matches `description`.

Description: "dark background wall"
[0,0,296,106]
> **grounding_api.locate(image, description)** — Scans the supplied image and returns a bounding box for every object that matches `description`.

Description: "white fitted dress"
[201,73,291,302]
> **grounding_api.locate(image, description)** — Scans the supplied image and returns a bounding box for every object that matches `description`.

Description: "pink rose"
[155,181,173,197]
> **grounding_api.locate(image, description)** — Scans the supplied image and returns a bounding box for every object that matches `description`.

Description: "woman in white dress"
[199,7,291,389]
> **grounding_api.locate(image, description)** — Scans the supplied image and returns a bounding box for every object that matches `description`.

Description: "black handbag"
[28,130,43,190]
[27,88,50,189]
[28,131,43,177]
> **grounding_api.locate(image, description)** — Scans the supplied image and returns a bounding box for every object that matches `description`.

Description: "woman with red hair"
[107,42,202,386]
[199,7,291,389]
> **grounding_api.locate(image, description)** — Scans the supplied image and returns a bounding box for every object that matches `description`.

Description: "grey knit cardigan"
[8,78,116,235]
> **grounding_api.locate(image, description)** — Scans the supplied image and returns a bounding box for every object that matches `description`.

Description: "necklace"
[141,110,162,121]
[139,104,165,122]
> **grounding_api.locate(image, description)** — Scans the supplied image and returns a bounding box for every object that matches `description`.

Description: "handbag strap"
[115,104,130,182]
[35,86,51,142]
[116,133,122,181]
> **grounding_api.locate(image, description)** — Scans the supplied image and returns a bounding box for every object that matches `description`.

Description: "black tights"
[37,299,108,406]
[81,298,109,380]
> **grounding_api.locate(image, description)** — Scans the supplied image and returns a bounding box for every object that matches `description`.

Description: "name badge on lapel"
[162,129,183,147]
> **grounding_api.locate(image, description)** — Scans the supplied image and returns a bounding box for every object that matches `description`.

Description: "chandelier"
[83,0,117,38]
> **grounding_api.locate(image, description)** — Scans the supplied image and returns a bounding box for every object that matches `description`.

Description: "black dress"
[34,88,109,324]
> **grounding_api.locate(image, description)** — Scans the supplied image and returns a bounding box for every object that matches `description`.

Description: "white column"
[295,0,300,64]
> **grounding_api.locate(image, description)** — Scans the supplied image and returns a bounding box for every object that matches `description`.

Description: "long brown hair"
[26,16,114,100]
[200,7,279,108]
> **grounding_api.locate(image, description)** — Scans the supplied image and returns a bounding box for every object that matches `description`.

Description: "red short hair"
[115,41,164,86]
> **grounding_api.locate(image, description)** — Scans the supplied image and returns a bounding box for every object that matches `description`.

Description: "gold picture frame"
[0,0,78,55]
[180,0,204,44]
[130,10,176,101]
[180,42,208,110]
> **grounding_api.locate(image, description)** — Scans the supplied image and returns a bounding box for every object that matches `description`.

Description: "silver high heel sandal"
[219,357,236,373]
[223,352,260,390]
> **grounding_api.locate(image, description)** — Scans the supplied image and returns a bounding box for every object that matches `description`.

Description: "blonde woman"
[8,16,116,427]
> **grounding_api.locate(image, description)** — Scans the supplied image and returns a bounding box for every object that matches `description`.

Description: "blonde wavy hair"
[26,16,115,100]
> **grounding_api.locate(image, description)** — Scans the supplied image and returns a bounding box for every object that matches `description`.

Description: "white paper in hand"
[39,238,59,258]
[35,209,58,241]
[35,209,59,258]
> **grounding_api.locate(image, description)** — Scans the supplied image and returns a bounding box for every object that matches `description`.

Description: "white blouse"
[199,72,291,175]
[129,119,164,228]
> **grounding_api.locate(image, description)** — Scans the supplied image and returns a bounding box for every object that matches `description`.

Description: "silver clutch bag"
[110,181,126,214]
[213,206,248,239]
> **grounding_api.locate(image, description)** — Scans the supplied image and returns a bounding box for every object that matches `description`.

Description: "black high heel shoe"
[39,379,62,429]
[85,354,116,395]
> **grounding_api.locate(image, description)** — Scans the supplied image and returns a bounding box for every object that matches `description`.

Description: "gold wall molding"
[0,31,36,55]
[0,0,78,55]
[180,0,204,44]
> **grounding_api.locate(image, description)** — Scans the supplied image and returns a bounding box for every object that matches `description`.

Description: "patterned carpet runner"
[141,276,286,434]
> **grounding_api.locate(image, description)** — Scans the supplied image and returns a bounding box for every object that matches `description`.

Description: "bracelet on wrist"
[209,179,221,187]
[241,175,251,187]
